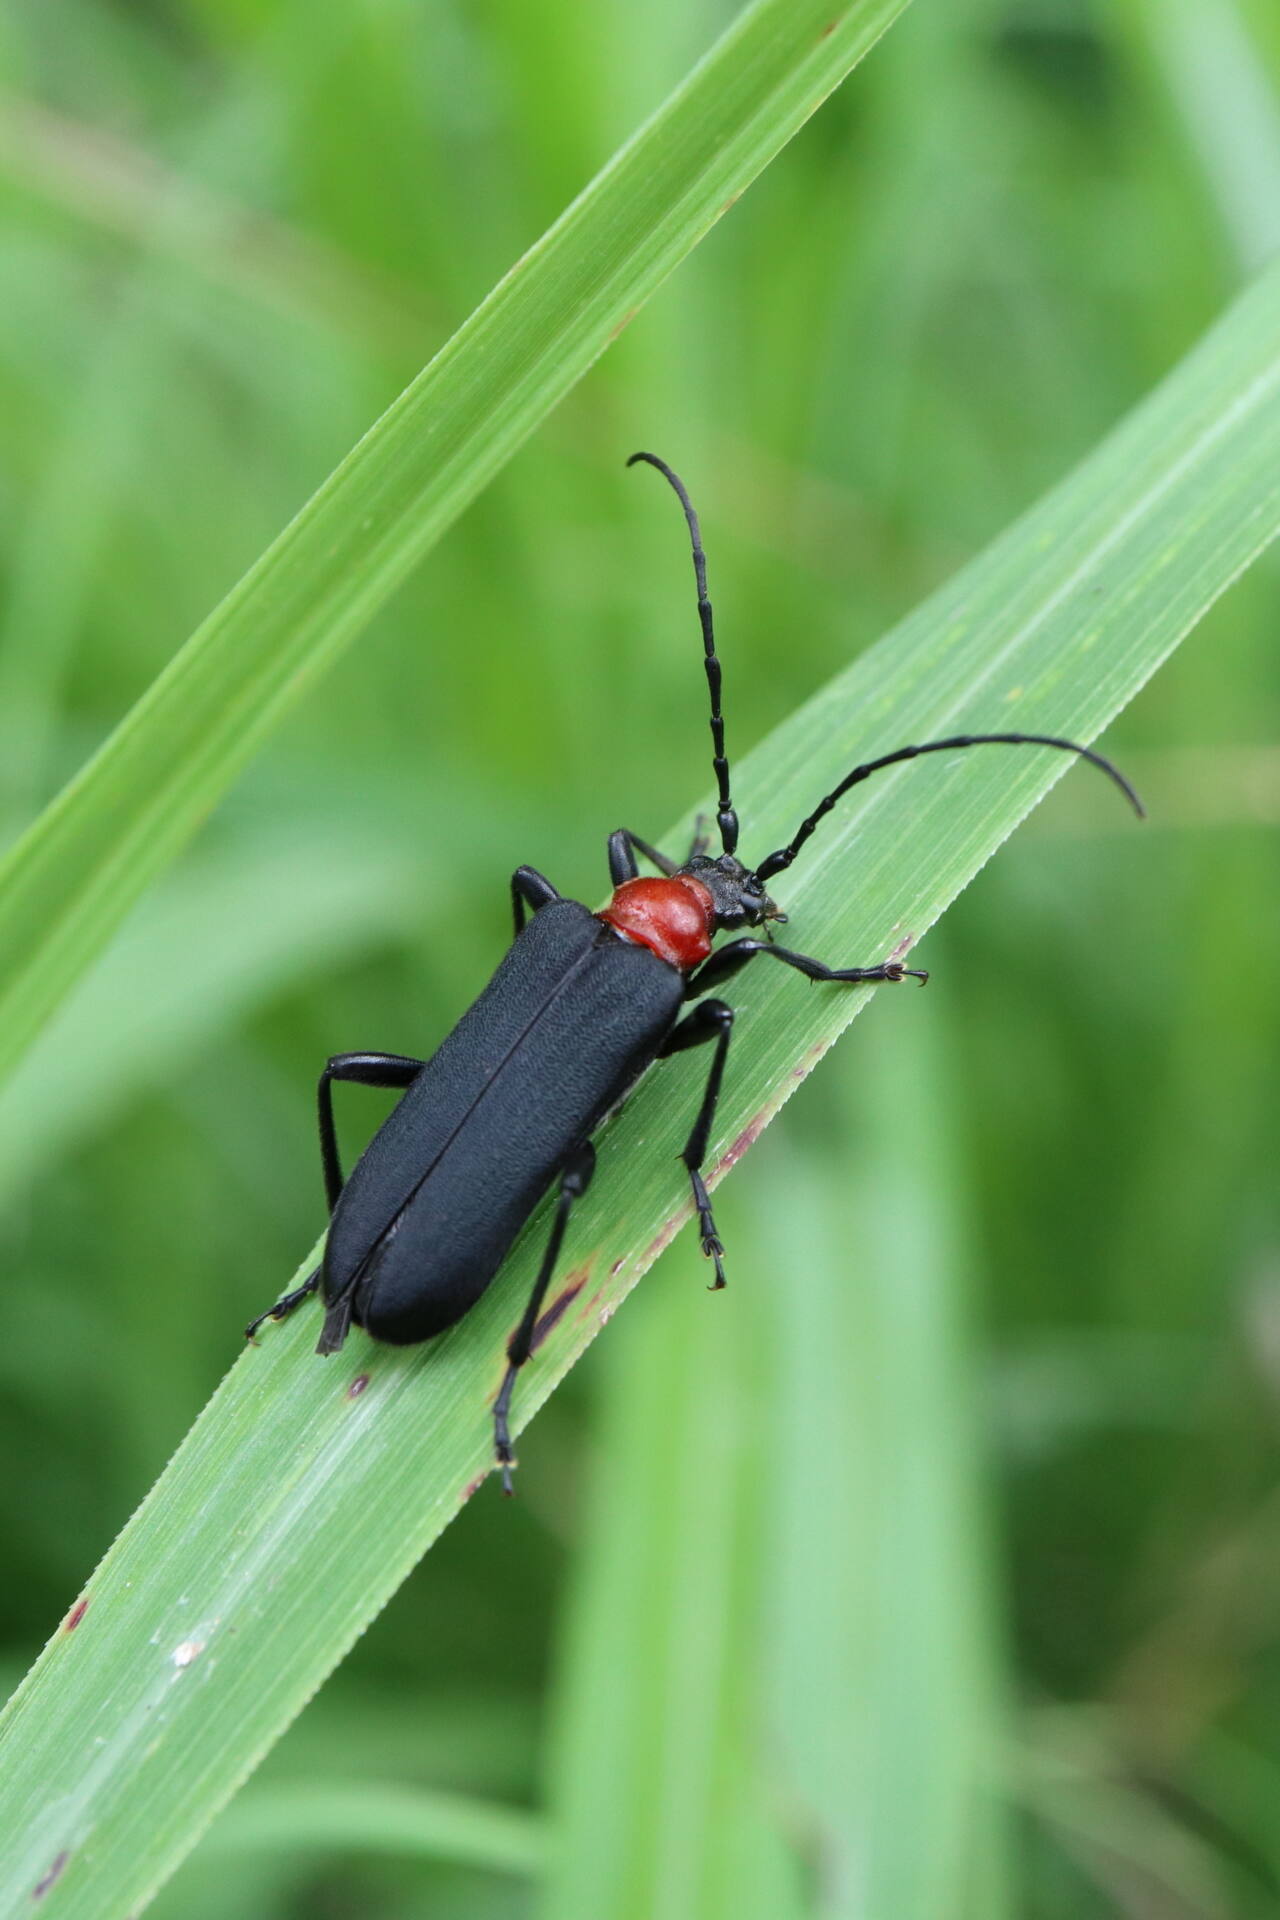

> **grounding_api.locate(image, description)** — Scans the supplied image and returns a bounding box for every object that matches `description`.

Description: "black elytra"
[246,450,1144,1492]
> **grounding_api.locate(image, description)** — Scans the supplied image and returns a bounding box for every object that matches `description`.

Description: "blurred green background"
[2,0,1279,1915]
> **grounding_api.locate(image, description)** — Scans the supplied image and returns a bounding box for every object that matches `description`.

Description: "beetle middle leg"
[318,1052,425,1209]
[245,1269,324,1341]
[607,828,681,885]
[659,997,735,1290]
[511,866,561,934]
[493,1141,596,1494]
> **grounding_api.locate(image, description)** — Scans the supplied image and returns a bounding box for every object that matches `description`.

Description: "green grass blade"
[539,1011,1010,1920]
[0,815,419,1204]
[1132,0,1280,275]
[3,262,1280,1920]
[0,0,910,1091]
[536,1273,808,1920]
[200,1781,545,1878]
[761,1022,1012,1920]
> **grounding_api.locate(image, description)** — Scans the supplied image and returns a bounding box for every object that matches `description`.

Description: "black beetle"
[247,452,1143,1489]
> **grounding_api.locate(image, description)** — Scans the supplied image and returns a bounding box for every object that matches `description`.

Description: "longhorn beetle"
[247,452,1143,1490]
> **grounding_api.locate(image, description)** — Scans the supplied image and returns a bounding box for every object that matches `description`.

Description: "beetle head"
[628,450,1146,921]
[681,853,786,931]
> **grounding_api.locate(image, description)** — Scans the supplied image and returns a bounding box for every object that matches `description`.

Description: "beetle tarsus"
[498,1447,518,1497]
[686,1168,728,1290]
[244,1267,321,1341]
[880,962,930,986]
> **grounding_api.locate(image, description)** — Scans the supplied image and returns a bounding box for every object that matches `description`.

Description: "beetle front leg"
[687,939,928,997]
[684,813,711,861]
[511,866,561,935]
[493,1141,597,1494]
[659,997,735,1289]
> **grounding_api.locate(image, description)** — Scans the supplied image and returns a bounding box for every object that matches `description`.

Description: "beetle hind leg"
[493,1142,596,1494]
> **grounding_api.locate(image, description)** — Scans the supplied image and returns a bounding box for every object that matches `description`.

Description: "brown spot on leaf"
[347,1373,370,1400]
[33,1852,69,1899]
[460,1474,487,1504]
[887,933,917,966]
[713,1113,768,1179]
[642,1216,683,1270]
[64,1598,89,1633]
[608,306,639,343]
[820,18,838,36]
[794,1034,835,1080]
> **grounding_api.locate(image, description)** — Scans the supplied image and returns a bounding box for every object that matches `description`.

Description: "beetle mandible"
[247,451,1143,1490]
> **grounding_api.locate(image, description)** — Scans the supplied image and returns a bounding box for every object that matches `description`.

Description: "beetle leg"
[511,865,561,935]
[659,997,735,1289]
[685,813,711,861]
[245,1051,425,1341]
[318,1053,426,1211]
[493,1141,597,1494]
[607,828,680,886]
[686,939,928,997]
[244,1267,321,1340]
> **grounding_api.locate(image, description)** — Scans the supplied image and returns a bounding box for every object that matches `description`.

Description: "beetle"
[246,451,1142,1490]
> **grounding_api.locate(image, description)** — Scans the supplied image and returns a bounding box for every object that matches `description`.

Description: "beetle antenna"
[628,451,739,856]
[754,731,1145,884]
